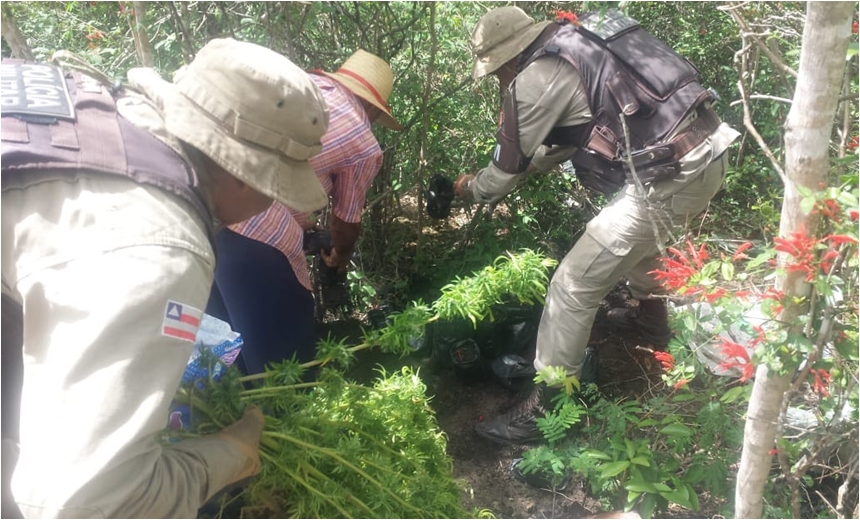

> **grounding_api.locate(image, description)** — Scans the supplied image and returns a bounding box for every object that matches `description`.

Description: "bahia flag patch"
[162,300,203,343]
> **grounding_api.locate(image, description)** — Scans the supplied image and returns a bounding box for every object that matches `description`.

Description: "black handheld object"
[425,174,455,219]
[302,229,333,256]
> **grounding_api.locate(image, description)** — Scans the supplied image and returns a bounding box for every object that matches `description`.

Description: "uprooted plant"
[166,249,556,518]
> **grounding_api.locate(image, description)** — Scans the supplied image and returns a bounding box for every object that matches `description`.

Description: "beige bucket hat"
[165,38,329,213]
[320,49,402,131]
[471,6,552,80]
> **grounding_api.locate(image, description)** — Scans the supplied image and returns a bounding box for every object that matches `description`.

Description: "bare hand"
[453,174,475,200]
[321,247,349,269]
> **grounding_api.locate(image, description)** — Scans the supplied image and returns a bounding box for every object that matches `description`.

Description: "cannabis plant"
[170,250,555,518]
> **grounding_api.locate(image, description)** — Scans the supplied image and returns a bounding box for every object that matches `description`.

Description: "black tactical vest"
[510,11,717,193]
[525,11,712,158]
[1,60,213,228]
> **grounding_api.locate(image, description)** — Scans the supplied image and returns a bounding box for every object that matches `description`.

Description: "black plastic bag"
[490,354,536,388]
[475,304,542,359]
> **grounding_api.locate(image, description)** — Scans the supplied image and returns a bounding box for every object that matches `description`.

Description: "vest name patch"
[0,63,75,120]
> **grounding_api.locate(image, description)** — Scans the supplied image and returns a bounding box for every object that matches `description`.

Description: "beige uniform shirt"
[471,57,590,204]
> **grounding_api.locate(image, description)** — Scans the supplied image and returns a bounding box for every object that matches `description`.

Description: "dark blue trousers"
[206,228,317,374]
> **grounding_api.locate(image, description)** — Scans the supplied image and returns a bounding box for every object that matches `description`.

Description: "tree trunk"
[129,1,155,66]
[1,5,34,61]
[734,2,855,518]
[416,2,437,250]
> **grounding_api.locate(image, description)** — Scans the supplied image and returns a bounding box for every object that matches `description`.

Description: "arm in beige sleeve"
[470,58,591,203]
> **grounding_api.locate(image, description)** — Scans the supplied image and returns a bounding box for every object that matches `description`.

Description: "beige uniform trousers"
[534,123,739,376]
[2,172,251,518]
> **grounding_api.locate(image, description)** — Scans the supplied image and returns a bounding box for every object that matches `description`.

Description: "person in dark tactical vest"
[1,39,329,518]
[453,7,740,445]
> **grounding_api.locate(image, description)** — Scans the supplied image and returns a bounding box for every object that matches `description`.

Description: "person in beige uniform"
[454,7,740,445]
[1,39,329,517]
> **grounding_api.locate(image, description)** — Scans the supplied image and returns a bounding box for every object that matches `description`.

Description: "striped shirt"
[228,73,383,290]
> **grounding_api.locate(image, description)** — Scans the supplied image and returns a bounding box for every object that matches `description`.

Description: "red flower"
[732,241,754,262]
[654,351,675,371]
[686,241,709,268]
[673,379,689,390]
[824,234,858,246]
[853,21,859,34]
[818,199,843,222]
[820,249,840,273]
[849,209,859,221]
[555,10,579,24]
[769,448,779,456]
[717,338,754,381]
[759,287,785,317]
[773,229,819,282]
[704,287,727,303]
[650,241,709,294]
[810,369,831,397]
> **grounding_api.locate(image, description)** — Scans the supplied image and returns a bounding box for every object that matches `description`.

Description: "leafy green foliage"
[522,382,746,518]
[171,249,556,517]
[178,364,468,518]
[433,250,557,325]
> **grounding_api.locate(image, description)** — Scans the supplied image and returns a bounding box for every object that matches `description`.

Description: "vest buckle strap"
[669,105,721,160]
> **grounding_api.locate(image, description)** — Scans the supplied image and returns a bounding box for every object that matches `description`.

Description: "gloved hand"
[211,405,265,483]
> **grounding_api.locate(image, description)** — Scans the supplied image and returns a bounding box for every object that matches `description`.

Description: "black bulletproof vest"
[523,12,712,162]
[1,60,212,227]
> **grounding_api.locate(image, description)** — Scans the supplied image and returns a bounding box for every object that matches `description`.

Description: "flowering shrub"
[651,186,858,396]
[642,185,859,515]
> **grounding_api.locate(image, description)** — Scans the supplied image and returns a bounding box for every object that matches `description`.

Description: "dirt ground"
[326,285,668,520]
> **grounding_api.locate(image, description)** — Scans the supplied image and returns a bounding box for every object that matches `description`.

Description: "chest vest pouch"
[1,63,75,123]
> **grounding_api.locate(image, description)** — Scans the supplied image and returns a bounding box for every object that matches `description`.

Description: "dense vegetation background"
[3,1,821,299]
[2,2,858,518]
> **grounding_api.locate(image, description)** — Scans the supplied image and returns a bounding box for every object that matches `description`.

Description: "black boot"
[607,299,672,348]
[475,383,552,445]
[579,346,598,386]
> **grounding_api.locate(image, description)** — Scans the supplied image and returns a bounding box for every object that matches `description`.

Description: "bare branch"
[733,40,788,183]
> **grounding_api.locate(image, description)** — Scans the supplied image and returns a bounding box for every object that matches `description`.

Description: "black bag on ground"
[475,304,542,359]
[430,304,542,384]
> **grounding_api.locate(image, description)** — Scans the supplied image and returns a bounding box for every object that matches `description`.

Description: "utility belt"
[572,105,722,193]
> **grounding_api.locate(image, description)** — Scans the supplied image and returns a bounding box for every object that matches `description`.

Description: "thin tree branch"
[733,40,788,183]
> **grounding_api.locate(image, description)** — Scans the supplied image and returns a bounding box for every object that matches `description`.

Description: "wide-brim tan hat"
[471,7,552,80]
[320,49,402,131]
[165,38,329,213]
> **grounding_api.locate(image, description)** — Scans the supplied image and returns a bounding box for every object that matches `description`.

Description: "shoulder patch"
[162,300,203,343]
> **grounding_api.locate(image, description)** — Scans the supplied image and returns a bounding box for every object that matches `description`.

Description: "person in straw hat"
[205,49,401,374]
[1,38,329,517]
[454,6,739,445]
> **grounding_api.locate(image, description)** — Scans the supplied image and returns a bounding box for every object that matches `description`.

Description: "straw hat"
[320,49,402,131]
[164,38,329,213]
[471,7,552,80]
